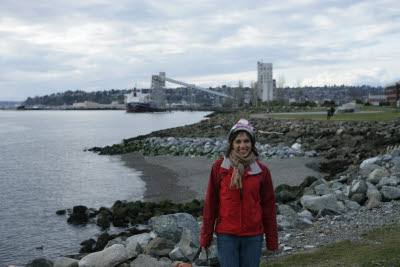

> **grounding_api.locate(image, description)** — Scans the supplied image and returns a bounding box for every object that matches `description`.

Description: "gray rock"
[54,257,78,267]
[130,255,173,267]
[367,187,381,201]
[125,233,152,259]
[277,220,292,229]
[278,205,297,217]
[367,168,389,184]
[345,200,361,210]
[26,258,54,267]
[343,185,351,198]
[300,194,338,214]
[359,164,380,179]
[295,217,313,229]
[331,182,344,190]
[377,177,390,190]
[351,193,367,205]
[148,213,199,244]
[194,245,219,266]
[176,228,200,262]
[169,247,187,262]
[310,178,327,189]
[337,201,346,212]
[79,244,128,267]
[360,156,380,169]
[351,180,368,195]
[315,184,333,196]
[367,195,381,210]
[297,210,313,221]
[105,236,128,249]
[143,237,174,257]
[334,190,349,201]
[392,148,400,158]
[302,186,315,196]
[381,186,400,201]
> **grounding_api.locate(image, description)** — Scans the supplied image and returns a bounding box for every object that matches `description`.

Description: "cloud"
[0,0,399,100]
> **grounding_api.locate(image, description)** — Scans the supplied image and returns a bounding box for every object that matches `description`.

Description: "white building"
[257,62,274,102]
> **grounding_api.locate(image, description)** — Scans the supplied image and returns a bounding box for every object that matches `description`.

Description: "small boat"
[125,88,164,113]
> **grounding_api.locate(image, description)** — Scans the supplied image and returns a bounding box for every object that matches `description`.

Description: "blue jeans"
[217,233,263,267]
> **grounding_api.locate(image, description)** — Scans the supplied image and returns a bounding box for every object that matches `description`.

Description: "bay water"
[0,110,210,266]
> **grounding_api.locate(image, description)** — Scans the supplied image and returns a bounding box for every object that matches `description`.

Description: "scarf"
[229,150,257,189]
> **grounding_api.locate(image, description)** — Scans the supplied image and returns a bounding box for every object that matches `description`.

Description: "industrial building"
[257,62,274,102]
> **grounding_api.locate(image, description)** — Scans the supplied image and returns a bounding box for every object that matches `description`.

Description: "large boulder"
[54,257,79,267]
[274,184,301,204]
[79,244,128,267]
[26,258,54,267]
[130,255,173,267]
[360,164,380,179]
[80,239,96,253]
[125,233,153,259]
[67,205,89,225]
[351,193,367,205]
[377,177,398,189]
[367,168,389,184]
[97,209,113,228]
[351,180,368,195]
[148,213,199,244]
[300,194,338,214]
[360,156,381,169]
[367,186,382,201]
[381,186,400,201]
[175,228,201,262]
[143,237,174,257]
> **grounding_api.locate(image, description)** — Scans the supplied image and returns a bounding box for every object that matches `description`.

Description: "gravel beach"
[119,152,327,203]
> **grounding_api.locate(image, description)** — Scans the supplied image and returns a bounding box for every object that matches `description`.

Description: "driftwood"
[387,145,399,154]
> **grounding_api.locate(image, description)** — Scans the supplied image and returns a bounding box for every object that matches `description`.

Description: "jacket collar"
[221,156,262,175]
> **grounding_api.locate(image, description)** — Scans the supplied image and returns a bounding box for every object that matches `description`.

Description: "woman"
[200,119,278,267]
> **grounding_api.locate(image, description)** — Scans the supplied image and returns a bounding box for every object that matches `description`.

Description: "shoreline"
[119,152,328,203]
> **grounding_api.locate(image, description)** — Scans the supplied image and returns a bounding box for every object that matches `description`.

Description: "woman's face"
[233,131,252,157]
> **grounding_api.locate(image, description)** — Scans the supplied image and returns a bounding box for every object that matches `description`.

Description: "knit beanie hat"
[228,119,255,144]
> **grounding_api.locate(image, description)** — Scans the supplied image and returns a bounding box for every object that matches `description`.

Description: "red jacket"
[200,157,278,250]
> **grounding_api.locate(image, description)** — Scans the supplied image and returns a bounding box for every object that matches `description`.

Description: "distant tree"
[349,87,362,99]
[236,80,245,107]
[250,81,259,106]
[276,75,286,104]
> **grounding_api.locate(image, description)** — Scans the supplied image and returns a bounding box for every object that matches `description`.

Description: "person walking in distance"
[200,119,278,267]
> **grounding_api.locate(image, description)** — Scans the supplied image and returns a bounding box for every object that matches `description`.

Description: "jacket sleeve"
[260,166,279,250]
[200,160,220,248]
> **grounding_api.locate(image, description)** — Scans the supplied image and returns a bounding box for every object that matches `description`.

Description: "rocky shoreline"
[90,113,400,177]
[23,112,400,267]
[25,147,400,267]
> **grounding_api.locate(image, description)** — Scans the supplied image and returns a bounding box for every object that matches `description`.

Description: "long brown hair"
[225,130,259,157]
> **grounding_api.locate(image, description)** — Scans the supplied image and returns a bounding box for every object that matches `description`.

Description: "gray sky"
[1,0,399,101]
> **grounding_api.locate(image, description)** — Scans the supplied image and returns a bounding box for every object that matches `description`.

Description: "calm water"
[0,110,210,266]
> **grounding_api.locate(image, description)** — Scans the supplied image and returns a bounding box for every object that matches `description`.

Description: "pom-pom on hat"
[228,119,255,144]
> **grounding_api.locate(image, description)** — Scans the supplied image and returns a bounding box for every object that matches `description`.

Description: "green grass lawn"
[261,224,400,267]
[266,110,400,121]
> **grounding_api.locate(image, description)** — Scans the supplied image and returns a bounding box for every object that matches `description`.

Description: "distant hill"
[24,89,130,106]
